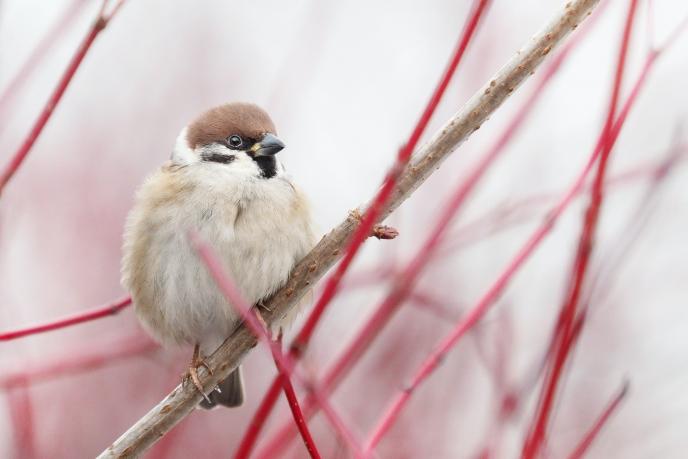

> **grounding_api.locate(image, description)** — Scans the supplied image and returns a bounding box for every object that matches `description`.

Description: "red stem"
[363,50,654,454]
[8,378,36,458]
[567,381,629,459]
[0,0,88,136]
[0,296,132,341]
[236,2,490,455]
[189,232,363,457]
[271,336,322,459]
[0,334,155,390]
[291,0,490,355]
[0,0,126,194]
[256,13,604,456]
[233,378,282,459]
[521,2,639,456]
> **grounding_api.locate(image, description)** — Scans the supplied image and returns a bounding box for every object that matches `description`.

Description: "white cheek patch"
[170,128,272,180]
[171,127,197,165]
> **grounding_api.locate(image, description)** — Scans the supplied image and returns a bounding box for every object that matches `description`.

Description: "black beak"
[253,133,285,156]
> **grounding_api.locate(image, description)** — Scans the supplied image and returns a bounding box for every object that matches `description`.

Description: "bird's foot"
[182,344,213,403]
[256,299,272,312]
[253,307,270,332]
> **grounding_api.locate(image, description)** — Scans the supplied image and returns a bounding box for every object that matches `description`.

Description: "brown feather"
[186,102,277,149]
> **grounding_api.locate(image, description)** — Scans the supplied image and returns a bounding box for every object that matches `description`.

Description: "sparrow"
[121,102,317,408]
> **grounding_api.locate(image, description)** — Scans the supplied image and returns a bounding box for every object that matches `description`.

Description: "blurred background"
[1,0,687,457]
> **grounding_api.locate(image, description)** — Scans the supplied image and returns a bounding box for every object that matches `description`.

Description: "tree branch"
[98,0,601,456]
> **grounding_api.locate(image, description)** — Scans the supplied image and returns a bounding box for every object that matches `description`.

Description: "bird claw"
[183,367,210,404]
[253,308,270,332]
[256,299,272,312]
[182,345,213,403]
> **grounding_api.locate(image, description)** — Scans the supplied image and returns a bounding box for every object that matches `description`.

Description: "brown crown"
[186,102,277,149]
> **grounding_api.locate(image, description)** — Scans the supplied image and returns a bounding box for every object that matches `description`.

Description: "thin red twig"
[256,12,603,456]
[233,377,282,459]
[7,138,679,346]
[6,141,677,350]
[235,2,490,456]
[189,232,363,457]
[290,0,491,361]
[0,296,131,341]
[271,334,322,459]
[0,0,89,136]
[237,397,282,458]
[567,381,629,459]
[0,335,155,390]
[583,131,686,313]
[479,148,684,457]
[362,47,656,454]
[522,2,639,455]
[0,0,127,195]
[442,144,687,256]
[8,378,36,458]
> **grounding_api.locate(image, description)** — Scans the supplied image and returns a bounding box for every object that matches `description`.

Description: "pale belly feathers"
[121,164,316,352]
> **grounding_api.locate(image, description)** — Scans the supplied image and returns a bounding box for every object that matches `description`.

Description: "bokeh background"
[1,0,687,457]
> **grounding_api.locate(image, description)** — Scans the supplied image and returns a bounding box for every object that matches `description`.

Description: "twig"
[233,377,282,459]
[257,1,604,453]
[566,381,629,459]
[0,0,89,137]
[362,39,657,454]
[9,144,677,392]
[441,144,687,255]
[98,1,601,456]
[189,233,363,457]
[271,333,322,459]
[0,0,127,195]
[584,128,686,310]
[8,377,36,456]
[0,296,131,341]
[236,2,490,454]
[289,0,491,367]
[522,1,639,454]
[0,335,155,390]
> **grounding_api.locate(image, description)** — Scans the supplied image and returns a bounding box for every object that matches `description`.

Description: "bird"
[121,102,317,408]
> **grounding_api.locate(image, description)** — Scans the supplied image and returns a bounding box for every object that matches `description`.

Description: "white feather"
[122,129,316,356]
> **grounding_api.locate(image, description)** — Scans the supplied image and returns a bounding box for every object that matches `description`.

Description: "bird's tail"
[199,366,245,409]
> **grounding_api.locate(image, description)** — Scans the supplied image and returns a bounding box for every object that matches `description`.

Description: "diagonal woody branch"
[98,0,600,456]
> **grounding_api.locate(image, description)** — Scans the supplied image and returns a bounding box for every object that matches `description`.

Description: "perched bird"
[121,102,317,408]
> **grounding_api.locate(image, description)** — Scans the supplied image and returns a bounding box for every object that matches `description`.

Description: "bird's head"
[173,102,285,179]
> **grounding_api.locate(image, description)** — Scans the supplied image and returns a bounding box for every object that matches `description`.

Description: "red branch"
[522,1,639,456]
[189,232,362,457]
[362,43,656,454]
[271,335,322,459]
[0,296,132,341]
[0,334,155,390]
[6,145,677,392]
[8,378,36,457]
[0,0,89,137]
[0,0,127,195]
[255,9,602,456]
[567,381,629,459]
[291,0,491,361]
[234,2,491,456]
[233,377,282,459]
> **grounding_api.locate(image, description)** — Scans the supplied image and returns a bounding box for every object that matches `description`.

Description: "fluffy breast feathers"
[121,162,316,347]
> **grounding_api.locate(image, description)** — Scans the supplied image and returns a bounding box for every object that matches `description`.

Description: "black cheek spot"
[203,153,236,164]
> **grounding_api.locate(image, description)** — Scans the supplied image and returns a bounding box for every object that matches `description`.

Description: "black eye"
[228,135,243,148]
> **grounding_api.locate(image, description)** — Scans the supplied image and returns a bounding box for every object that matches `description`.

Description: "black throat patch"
[253,156,277,179]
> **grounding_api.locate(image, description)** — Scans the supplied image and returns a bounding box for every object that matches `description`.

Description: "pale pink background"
[1,0,687,457]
